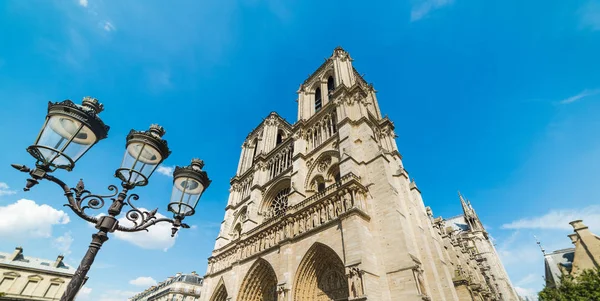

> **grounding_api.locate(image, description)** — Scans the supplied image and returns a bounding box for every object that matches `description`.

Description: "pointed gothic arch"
[304,150,340,190]
[209,277,229,301]
[293,242,349,301]
[259,177,291,219]
[237,258,278,301]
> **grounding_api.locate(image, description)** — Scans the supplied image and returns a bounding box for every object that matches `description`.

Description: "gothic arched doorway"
[237,258,278,301]
[293,243,349,301]
[209,278,228,301]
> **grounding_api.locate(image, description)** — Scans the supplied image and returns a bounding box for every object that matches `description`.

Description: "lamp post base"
[60,230,109,301]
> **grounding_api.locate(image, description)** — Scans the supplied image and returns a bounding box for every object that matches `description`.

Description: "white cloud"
[559,89,600,104]
[93,262,116,269]
[156,165,174,177]
[52,231,74,256]
[494,231,544,301]
[78,0,88,8]
[411,0,453,22]
[501,205,600,230]
[113,208,177,251]
[0,199,70,239]
[515,286,539,301]
[494,205,600,301]
[97,289,139,301]
[580,1,600,31]
[516,273,540,287]
[103,21,115,32]
[77,286,92,300]
[129,276,157,287]
[0,182,17,196]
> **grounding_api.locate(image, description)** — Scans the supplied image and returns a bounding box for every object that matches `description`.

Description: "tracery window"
[270,188,290,217]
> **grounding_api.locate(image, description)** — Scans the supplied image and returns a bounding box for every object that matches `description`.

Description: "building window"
[317,181,325,192]
[271,188,290,217]
[45,283,60,298]
[0,277,15,293]
[21,280,38,296]
[311,176,326,193]
[252,138,259,158]
[327,76,335,94]
[234,223,242,239]
[276,130,284,146]
[315,87,322,112]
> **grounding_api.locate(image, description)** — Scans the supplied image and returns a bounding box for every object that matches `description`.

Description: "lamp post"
[11,97,211,301]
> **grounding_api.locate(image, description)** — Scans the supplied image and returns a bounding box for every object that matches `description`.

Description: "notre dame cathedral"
[200,48,520,301]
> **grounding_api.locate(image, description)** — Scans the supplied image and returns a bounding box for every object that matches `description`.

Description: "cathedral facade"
[200,48,519,301]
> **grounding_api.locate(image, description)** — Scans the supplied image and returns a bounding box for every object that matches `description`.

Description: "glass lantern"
[115,124,171,188]
[168,159,211,218]
[27,97,109,171]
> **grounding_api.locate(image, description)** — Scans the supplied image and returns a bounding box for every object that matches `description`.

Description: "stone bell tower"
[200,47,518,301]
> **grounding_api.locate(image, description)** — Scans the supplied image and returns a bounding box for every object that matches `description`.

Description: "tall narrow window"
[276,130,284,146]
[327,76,335,94]
[45,283,60,298]
[252,138,259,159]
[334,171,341,183]
[232,223,242,239]
[21,280,38,295]
[315,88,322,112]
[0,277,15,293]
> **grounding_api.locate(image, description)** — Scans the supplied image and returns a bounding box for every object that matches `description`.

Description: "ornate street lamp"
[11,97,211,301]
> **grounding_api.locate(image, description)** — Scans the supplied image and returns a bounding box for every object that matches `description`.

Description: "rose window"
[270,188,290,217]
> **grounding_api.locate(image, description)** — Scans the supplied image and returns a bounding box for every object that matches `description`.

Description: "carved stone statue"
[347,266,365,298]
[342,191,352,210]
[415,268,427,296]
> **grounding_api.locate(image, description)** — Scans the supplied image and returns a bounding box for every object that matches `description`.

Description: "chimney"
[53,255,64,268]
[9,246,24,261]
[569,220,589,232]
[568,234,578,244]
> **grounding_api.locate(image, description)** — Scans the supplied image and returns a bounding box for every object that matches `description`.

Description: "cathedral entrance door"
[293,243,349,301]
[237,258,278,301]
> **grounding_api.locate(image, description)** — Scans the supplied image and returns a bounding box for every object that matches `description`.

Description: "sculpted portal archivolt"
[228,243,349,301]
[293,243,349,301]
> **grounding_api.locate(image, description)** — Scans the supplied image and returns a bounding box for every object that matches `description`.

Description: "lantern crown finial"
[149,124,166,138]
[191,158,205,170]
[81,96,104,114]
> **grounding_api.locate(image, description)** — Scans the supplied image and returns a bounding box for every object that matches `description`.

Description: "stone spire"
[458,191,484,232]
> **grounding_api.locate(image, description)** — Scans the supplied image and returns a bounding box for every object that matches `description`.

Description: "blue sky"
[0,0,599,300]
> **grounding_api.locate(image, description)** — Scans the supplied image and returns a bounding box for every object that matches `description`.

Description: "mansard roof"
[129,272,203,300]
[544,248,575,287]
[0,247,76,276]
